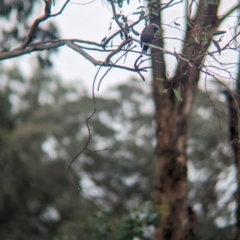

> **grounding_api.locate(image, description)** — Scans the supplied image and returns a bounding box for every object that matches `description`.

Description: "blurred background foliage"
[0,0,236,240]
[0,0,58,67]
[0,62,235,240]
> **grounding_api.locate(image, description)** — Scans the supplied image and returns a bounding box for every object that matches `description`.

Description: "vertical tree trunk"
[150,1,220,239]
[227,53,240,240]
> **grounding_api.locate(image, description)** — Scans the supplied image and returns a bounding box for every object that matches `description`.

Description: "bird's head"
[149,23,160,33]
[149,24,160,39]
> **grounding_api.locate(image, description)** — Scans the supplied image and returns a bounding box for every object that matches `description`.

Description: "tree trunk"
[150,1,220,239]
[227,53,240,240]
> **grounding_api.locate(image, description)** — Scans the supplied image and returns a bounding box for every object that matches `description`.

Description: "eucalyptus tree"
[1,1,240,240]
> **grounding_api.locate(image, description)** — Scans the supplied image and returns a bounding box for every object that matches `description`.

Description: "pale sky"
[3,0,239,95]
[51,0,150,94]
[50,0,239,94]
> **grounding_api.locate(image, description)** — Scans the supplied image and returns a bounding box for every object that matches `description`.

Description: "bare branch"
[160,0,183,11]
[16,1,51,50]
[66,40,148,73]
[98,45,137,91]
[0,40,66,60]
[66,41,103,65]
[102,15,146,47]
[132,38,194,67]
[0,36,196,71]
[217,2,240,26]
[109,0,128,40]
[104,38,133,64]
[50,0,71,17]
[15,0,71,50]
[67,106,97,194]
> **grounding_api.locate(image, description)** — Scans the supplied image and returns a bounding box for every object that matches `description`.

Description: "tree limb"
[15,0,71,50]
[108,0,129,40]
[66,41,103,65]
[216,2,240,27]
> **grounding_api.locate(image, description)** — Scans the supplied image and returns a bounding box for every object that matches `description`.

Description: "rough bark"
[150,1,220,239]
[227,53,240,240]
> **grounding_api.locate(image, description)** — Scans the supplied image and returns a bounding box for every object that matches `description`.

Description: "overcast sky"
[3,0,239,95]
[50,0,150,94]
[50,0,240,93]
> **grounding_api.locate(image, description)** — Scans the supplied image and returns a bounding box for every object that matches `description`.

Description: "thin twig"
[109,0,128,40]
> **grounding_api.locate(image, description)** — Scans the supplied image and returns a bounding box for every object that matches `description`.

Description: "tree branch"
[216,2,240,27]
[66,40,149,73]
[15,0,71,50]
[0,41,66,60]
[109,0,129,40]
[66,41,103,65]
[103,15,146,47]
[104,38,133,64]
[0,36,196,69]
[49,0,71,17]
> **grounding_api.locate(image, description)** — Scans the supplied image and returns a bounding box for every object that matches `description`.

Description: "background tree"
[0,62,236,239]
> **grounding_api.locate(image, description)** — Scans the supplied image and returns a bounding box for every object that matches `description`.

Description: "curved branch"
[0,41,66,60]
[30,38,103,48]
[103,15,147,47]
[66,40,149,72]
[50,0,71,17]
[16,2,51,50]
[66,41,103,65]
[15,0,71,50]
[104,38,133,64]
[0,36,196,70]
[216,2,240,26]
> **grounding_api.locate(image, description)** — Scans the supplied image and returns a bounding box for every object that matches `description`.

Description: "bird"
[140,23,160,53]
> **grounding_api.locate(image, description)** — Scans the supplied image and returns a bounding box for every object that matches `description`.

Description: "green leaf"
[117,0,123,8]
[108,22,112,31]
[173,88,183,101]
[132,11,143,15]
[151,8,159,16]
[212,39,221,55]
[163,89,168,94]
[101,37,107,44]
[156,78,166,82]
[145,212,161,227]
[139,11,145,20]
[174,21,180,27]
[119,31,124,40]
[213,30,226,36]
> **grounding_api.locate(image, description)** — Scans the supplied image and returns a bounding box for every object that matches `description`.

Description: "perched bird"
[140,23,160,53]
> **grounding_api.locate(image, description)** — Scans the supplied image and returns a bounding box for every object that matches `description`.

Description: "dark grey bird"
[140,23,160,53]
